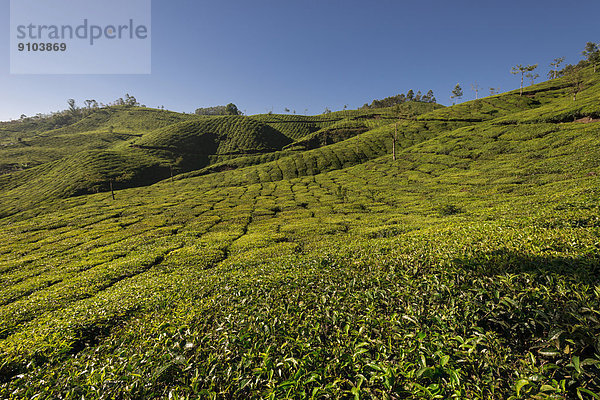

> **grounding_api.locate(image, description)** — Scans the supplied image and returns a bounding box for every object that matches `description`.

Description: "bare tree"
[471,82,480,99]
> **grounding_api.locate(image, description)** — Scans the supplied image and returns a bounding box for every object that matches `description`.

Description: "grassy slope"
[0,107,202,170]
[134,116,293,155]
[0,71,600,398]
[0,103,440,217]
[0,149,169,216]
[179,93,546,188]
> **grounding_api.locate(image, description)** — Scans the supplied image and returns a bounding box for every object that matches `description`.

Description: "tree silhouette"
[564,65,585,101]
[124,94,139,106]
[525,72,540,85]
[225,103,240,115]
[549,57,565,79]
[67,99,77,115]
[425,90,436,103]
[471,82,480,100]
[511,64,538,96]
[582,42,600,73]
[450,84,463,104]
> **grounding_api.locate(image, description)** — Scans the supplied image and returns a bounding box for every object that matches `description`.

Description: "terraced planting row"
[1,67,600,398]
[1,154,599,397]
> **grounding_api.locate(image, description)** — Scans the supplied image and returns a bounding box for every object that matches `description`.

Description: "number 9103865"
[18,43,67,52]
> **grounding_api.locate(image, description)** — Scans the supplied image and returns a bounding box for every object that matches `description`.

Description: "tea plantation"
[0,68,599,399]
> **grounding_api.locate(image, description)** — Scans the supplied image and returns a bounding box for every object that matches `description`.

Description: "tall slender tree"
[564,65,585,101]
[471,82,480,99]
[549,57,565,79]
[511,64,538,96]
[525,72,540,85]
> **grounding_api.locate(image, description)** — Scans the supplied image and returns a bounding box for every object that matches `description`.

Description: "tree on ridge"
[549,57,565,79]
[450,84,463,104]
[511,64,538,96]
[582,42,600,73]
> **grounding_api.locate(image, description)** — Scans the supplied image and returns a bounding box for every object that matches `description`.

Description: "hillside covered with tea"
[0,65,599,399]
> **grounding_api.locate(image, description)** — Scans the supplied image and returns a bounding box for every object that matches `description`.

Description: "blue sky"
[1,0,599,121]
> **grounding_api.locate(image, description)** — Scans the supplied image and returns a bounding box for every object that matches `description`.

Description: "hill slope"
[0,103,440,217]
[1,69,600,398]
[133,116,293,161]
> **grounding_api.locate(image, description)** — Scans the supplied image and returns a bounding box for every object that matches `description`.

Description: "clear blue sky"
[1,0,599,121]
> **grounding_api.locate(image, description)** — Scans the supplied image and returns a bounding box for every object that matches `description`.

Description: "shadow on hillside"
[452,248,600,367]
[453,248,600,283]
